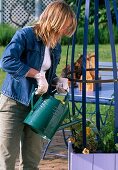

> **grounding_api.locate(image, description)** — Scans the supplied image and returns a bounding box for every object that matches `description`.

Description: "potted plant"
[68,106,118,170]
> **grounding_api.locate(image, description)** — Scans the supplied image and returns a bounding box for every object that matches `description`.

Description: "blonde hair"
[34,0,77,48]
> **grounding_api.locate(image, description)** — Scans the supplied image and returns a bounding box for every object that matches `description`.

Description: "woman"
[0,0,77,169]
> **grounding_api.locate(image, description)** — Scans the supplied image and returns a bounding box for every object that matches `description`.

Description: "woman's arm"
[25,68,39,78]
[1,29,33,80]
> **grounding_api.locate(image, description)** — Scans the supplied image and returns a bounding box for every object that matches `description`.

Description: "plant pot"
[68,141,118,170]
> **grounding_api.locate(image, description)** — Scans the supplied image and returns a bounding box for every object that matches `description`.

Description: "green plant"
[61,24,118,45]
[70,120,98,153]
[97,105,116,153]
[70,104,117,153]
[0,24,17,46]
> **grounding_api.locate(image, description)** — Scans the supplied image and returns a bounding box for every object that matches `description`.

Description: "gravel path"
[15,130,69,170]
[40,130,68,170]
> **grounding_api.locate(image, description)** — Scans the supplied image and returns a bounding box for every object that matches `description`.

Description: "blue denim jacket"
[0,26,61,106]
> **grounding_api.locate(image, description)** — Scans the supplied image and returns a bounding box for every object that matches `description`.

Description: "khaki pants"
[0,94,43,170]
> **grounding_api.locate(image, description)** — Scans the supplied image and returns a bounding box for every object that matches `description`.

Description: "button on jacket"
[0,26,61,106]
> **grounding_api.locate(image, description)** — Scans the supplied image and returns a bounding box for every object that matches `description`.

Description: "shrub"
[61,24,118,45]
[113,25,118,43]
[0,24,17,46]
[99,26,109,44]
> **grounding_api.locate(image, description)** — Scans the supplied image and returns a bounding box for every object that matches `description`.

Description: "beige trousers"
[0,94,43,170]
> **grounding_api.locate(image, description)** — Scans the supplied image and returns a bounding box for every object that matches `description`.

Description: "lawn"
[0,46,6,86]
[57,44,118,75]
[0,44,115,128]
[0,44,118,86]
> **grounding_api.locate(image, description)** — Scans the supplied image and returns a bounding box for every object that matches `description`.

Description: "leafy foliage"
[65,0,116,26]
[97,106,116,153]
[71,120,98,153]
[70,105,117,153]
[0,24,17,46]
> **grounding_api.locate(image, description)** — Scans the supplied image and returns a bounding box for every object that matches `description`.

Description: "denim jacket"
[0,26,61,106]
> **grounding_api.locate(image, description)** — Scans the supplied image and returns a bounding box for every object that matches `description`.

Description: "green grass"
[0,44,118,85]
[57,44,118,75]
[0,46,6,86]
[0,46,4,56]
[0,45,115,129]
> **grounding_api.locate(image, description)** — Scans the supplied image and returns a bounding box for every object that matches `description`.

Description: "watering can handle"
[30,89,57,110]
[30,89,70,110]
[64,92,70,105]
[51,89,70,104]
[30,90,43,110]
[31,91,36,110]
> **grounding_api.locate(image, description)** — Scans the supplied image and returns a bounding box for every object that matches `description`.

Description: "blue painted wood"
[70,153,118,170]
[69,83,114,105]
[99,62,118,67]
[0,59,1,68]
[93,154,115,170]
[94,0,100,132]
[68,61,117,105]
[68,142,118,170]
[116,154,118,170]
[70,153,93,170]
[82,0,91,148]
[67,0,118,151]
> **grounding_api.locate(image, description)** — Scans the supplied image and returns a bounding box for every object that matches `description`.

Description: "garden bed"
[68,141,118,170]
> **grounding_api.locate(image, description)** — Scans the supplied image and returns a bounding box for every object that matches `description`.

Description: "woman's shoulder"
[19,26,34,36]
[14,26,38,42]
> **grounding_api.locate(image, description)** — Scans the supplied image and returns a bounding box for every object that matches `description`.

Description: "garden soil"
[15,131,69,170]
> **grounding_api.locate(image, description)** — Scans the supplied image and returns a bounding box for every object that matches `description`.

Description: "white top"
[40,46,51,73]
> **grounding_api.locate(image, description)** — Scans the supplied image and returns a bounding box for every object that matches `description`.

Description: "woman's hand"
[34,72,48,95]
[25,68,48,95]
[53,77,69,94]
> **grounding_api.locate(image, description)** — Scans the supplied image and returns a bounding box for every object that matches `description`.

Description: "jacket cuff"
[13,64,31,80]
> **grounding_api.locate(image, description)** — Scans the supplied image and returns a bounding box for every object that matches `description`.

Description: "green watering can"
[24,91,69,141]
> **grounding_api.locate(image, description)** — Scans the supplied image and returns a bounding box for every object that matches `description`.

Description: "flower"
[70,120,98,153]
[70,106,117,153]
[86,127,91,136]
[68,137,75,143]
[82,148,89,154]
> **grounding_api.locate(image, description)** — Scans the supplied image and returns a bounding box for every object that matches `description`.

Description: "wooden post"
[35,0,42,21]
